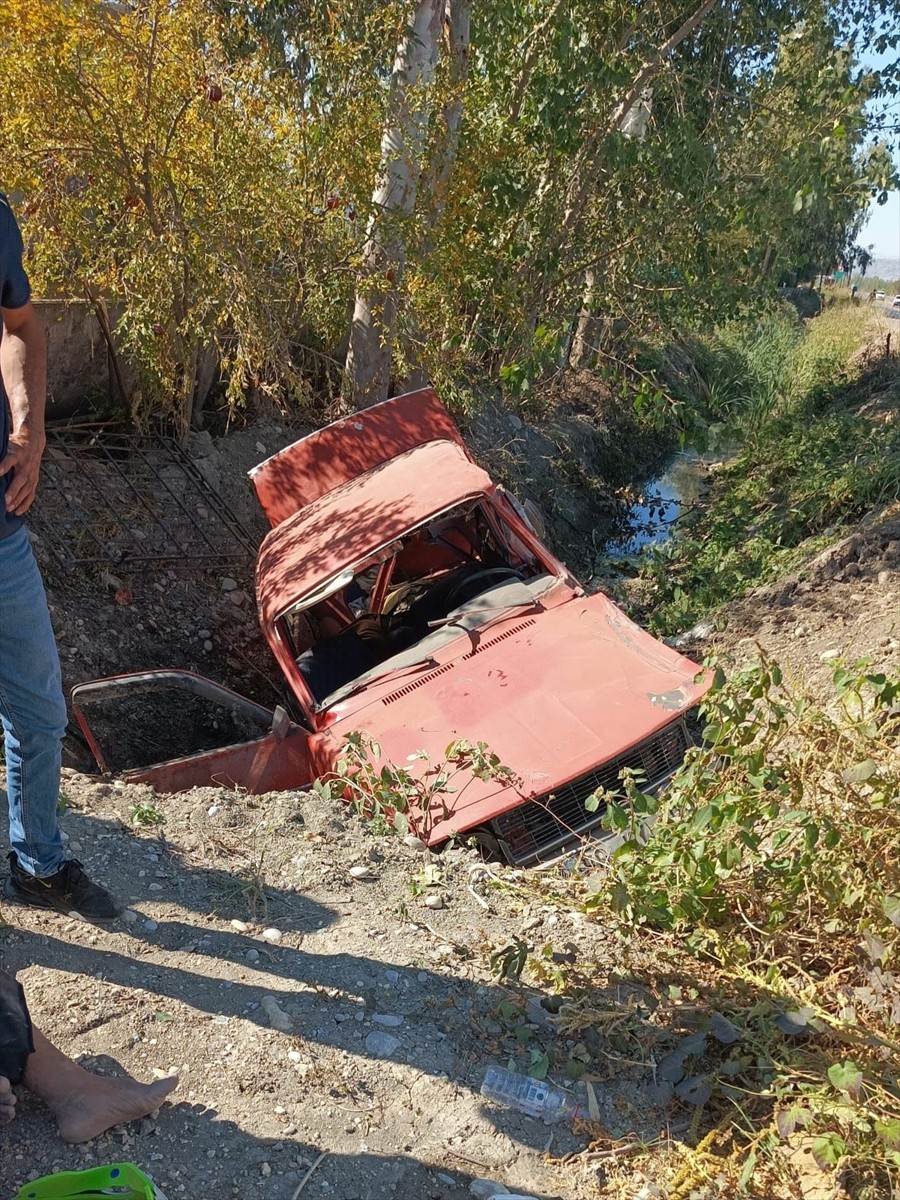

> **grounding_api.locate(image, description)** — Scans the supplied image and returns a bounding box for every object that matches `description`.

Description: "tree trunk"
[398,0,471,395]
[569,268,597,369]
[345,0,447,409]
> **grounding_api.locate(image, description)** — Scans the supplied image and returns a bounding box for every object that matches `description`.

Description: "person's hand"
[0,1075,17,1126]
[0,430,46,516]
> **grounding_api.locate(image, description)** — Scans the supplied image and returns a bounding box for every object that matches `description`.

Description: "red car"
[73,389,708,864]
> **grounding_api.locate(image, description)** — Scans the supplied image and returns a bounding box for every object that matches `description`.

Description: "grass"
[636,305,899,635]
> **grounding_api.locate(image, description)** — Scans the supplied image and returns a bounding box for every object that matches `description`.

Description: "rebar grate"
[29,426,258,574]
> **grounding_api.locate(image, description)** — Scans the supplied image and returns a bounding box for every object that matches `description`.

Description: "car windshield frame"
[271,494,564,718]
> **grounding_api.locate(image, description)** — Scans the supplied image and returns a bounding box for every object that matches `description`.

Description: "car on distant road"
[71,390,709,864]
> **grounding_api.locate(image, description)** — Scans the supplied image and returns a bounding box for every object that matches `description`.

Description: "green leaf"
[737,1147,757,1191]
[876,1119,900,1151]
[882,895,900,927]
[827,1060,863,1099]
[811,1134,847,1169]
[840,759,877,783]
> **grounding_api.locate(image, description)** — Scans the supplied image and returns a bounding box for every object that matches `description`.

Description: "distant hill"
[865,255,900,285]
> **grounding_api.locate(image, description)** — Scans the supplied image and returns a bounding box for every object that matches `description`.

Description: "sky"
[861,189,900,257]
[859,41,899,260]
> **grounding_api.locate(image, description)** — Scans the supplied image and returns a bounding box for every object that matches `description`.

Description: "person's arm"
[0,299,47,516]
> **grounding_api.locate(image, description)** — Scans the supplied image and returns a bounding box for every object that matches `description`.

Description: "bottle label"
[524,1080,550,1107]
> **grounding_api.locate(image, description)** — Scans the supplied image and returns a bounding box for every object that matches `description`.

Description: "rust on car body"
[73,389,708,864]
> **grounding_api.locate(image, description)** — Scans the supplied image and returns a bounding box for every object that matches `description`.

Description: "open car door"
[70,671,313,795]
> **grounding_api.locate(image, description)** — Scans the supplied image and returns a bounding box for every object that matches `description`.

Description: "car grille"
[492,717,694,864]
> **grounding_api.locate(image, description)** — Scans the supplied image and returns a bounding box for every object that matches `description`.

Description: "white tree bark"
[346,0,447,409]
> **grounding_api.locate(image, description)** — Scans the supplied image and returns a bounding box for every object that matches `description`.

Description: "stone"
[260,1162,271,1178]
[470,1181,509,1198]
[365,1031,400,1058]
[143,919,158,932]
[121,909,138,924]
[384,970,400,985]
[231,919,250,932]
[261,997,292,1033]
[372,1014,404,1028]
[525,997,548,1025]
[349,865,374,880]
[207,805,221,817]
[246,948,260,963]
[261,928,282,943]
[820,649,841,662]
[220,578,238,592]
[878,569,892,587]
[436,1173,455,1187]
[203,640,213,652]
[424,894,444,910]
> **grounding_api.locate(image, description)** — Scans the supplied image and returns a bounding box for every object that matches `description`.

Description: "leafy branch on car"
[312,731,517,843]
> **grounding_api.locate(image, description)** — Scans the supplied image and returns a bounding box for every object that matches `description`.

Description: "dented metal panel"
[249,387,467,527]
[255,440,493,626]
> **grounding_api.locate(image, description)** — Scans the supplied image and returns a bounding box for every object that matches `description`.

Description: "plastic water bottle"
[480,1066,581,1122]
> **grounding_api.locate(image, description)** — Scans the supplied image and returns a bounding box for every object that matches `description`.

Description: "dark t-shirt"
[0,193,31,541]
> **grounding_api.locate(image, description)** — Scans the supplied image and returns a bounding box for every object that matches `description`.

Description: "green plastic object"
[11,1163,165,1200]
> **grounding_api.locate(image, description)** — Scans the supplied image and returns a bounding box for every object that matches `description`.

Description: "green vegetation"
[313,731,514,842]
[129,800,164,827]
[498,656,900,1196]
[639,305,900,635]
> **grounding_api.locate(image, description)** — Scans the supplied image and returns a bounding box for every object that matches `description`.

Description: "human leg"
[0,527,120,917]
[0,526,68,877]
[22,1027,178,1144]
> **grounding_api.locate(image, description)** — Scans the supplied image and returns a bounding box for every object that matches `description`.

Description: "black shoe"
[3,852,122,920]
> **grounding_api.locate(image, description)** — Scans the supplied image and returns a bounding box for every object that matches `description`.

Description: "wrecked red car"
[72,389,708,864]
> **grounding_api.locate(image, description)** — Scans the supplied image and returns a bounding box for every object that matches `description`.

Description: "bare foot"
[0,1076,16,1127]
[50,1072,178,1144]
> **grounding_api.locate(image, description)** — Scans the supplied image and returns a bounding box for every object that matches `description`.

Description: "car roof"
[255,439,494,625]
[250,387,466,527]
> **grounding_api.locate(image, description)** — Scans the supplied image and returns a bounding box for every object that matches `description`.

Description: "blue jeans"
[0,526,67,877]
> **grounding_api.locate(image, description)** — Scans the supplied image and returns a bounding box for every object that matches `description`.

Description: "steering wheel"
[445,567,520,611]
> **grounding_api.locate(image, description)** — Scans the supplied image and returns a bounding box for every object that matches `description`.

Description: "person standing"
[0,193,120,918]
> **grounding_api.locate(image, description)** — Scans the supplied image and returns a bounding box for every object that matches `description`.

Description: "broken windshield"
[277,498,558,709]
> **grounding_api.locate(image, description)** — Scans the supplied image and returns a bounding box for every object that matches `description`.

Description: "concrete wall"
[34,299,116,417]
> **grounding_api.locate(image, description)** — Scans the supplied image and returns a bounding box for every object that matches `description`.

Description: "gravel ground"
[0,777,664,1200]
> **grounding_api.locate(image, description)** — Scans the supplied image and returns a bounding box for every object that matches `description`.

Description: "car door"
[70,670,313,795]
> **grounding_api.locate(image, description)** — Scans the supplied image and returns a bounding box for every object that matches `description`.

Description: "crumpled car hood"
[319,591,707,840]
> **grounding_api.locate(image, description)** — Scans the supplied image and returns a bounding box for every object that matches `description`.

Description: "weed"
[129,800,163,827]
[313,731,515,842]
[638,310,899,635]
[209,839,271,919]
[408,863,444,896]
[571,653,900,1191]
[490,935,530,981]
